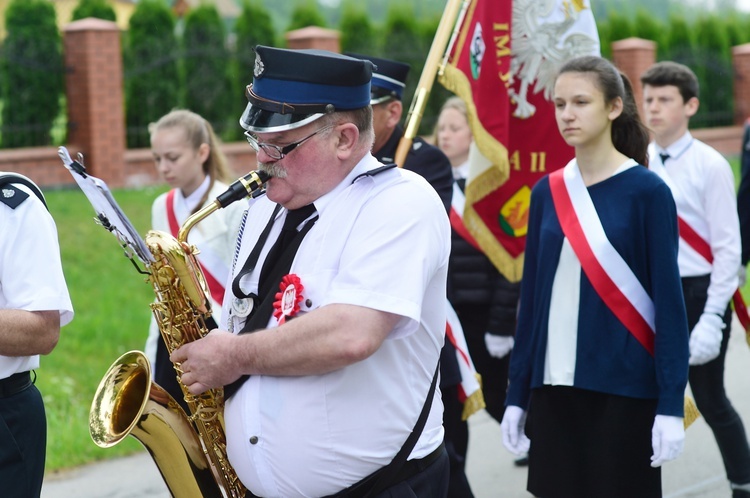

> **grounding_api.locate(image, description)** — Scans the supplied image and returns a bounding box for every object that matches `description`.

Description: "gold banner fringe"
[684,395,700,429]
[438,65,525,282]
[461,373,487,421]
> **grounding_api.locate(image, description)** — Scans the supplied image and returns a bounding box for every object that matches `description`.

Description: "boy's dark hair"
[640,61,699,103]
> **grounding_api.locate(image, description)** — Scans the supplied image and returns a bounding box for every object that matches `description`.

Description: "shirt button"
[249,436,259,445]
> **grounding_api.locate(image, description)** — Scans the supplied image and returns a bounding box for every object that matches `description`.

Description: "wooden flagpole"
[393,0,466,167]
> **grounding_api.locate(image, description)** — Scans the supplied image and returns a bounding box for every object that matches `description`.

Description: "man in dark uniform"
[350,54,453,213]
[349,53,475,498]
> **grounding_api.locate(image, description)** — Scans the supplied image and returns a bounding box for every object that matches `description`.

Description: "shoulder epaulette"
[0,184,30,209]
[0,173,47,210]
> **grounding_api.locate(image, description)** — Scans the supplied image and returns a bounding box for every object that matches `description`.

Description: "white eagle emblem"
[509,0,599,119]
[2,188,14,198]
[254,53,265,78]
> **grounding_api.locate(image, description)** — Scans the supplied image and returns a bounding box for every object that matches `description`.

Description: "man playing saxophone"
[171,46,450,498]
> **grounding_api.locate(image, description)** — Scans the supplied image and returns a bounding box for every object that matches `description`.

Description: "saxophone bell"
[85,169,268,498]
[89,351,225,498]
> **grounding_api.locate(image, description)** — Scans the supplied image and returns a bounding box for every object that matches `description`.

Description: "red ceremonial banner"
[439,0,599,281]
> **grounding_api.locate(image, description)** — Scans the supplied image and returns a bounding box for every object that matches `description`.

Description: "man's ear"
[386,100,403,128]
[685,96,699,118]
[334,122,360,160]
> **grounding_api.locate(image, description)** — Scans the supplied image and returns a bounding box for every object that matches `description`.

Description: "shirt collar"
[183,175,211,212]
[310,153,382,215]
[453,161,469,180]
[659,131,693,161]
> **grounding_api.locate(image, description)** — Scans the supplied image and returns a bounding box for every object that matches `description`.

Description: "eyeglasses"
[244,125,334,160]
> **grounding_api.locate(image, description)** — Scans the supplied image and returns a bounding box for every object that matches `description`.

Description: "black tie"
[660,152,670,164]
[224,203,317,400]
[258,203,316,298]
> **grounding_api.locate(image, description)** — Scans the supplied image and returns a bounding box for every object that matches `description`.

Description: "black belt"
[245,443,447,498]
[387,442,445,488]
[0,372,32,398]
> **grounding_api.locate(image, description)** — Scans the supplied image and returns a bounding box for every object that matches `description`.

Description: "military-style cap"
[347,54,411,105]
[240,45,374,133]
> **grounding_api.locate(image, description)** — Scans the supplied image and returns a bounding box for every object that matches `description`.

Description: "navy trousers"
[683,275,750,486]
[0,382,47,498]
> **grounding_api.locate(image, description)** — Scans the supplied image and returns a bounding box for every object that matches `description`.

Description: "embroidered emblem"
[254,53,265,78]
[2,189,14,198]
[232,296,254,318]
[273,274,304,325]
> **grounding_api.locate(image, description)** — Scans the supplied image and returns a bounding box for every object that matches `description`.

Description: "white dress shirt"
[648,132,740,314]
[223,153,450,497]
[0,180,73,378]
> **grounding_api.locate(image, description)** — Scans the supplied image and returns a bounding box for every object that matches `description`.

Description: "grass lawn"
[41,185,166,472]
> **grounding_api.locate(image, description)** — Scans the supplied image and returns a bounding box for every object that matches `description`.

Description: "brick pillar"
[611,37,657,116]
[733,43,750,125]
[63,18,125,187]
[285,26,341,53]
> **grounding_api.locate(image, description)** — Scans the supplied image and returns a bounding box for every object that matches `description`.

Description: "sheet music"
[58,146,154,264]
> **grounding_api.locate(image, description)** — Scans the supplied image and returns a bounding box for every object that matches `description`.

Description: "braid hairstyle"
[557,55,650,166]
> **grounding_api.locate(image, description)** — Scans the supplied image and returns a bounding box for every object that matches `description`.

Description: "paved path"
[43,318,750,497]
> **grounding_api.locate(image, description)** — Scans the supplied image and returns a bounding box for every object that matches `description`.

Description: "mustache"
[258,162,287,179]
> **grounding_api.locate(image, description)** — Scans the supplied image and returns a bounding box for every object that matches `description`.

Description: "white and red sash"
[449,182,482,252]
[548,161,655,355]
[649,158,750,331]
[166,189,227,305]
[445,300,485,420]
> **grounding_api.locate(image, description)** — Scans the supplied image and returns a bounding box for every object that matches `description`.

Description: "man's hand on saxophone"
[171,329,242,395]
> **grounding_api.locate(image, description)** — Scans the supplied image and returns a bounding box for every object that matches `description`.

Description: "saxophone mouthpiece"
[215,170,270,208]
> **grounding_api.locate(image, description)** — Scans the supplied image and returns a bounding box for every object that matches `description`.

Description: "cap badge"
[2,189,14,198]
[254,53,265,78]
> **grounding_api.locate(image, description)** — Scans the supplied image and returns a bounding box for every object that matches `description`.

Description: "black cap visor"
[240,101,324,133]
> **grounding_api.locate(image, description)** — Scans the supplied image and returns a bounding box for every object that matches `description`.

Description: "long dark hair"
[557,56,650,166]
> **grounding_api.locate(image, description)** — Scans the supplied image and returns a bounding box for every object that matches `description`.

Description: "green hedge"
[182,4,233,138]
[4,3,750,150]
[123,0,180,148]
[1,0,63,148]
[71,0,116,22]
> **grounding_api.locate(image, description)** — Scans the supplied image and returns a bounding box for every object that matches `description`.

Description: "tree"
[1,0,63,148]
[234,0,277,122]
[124,0,180,148]
[420,13,452,136]
[71,0,116,22]
[606,10,633,46]
[339,1,378,56]
[633,8,664,57]
[381,5,423,118]
[664,13,695,64]
[182,4,233,137]
[693,13,733,127]
[287,0,327,32]
[596,18,612,59]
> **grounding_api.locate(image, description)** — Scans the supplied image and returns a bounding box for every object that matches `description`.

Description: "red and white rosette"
[273,274,304,324]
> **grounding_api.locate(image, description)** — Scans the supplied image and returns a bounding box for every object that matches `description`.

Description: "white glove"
[485,333,514,359]
[650,415,685,467]
[501,405,531,456]
[688,313,725,366]
[740,264,747,289]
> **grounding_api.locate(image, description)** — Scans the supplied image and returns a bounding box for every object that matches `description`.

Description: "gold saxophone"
[89,170,268,498]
